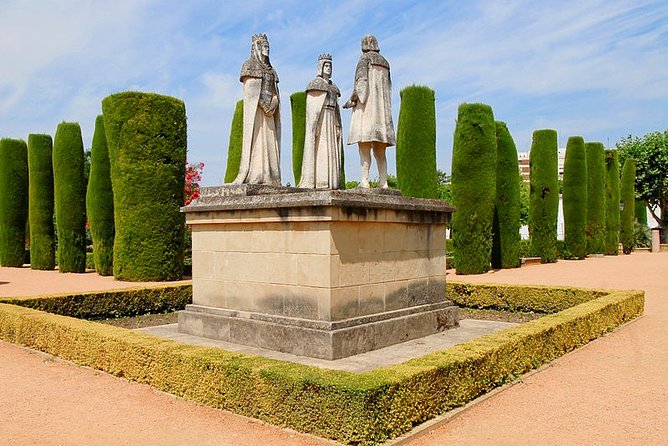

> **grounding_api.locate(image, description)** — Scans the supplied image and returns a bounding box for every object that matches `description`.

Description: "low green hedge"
[0,283,643,445]
[0,283,191,320]
[446,281,608,313]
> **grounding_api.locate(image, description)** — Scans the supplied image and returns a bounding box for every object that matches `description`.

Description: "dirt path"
[1,254,667,445]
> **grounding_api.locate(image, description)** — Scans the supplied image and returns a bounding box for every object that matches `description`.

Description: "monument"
[178,36,458,360]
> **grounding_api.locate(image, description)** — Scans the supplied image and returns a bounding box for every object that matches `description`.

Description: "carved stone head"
[317,53,332,78]
[361,34,380,53]
[251,34,270,61]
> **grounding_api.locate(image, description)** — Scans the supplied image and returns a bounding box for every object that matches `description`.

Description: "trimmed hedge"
[53,122,87,272]
[290,92,306,185]
[86,115,115,275]
[563,136,588,259]
[491,121,521,269]
[224,99,244,183]
[396,85,438,199]
[28,134,56,270]
[0,282,643,445]
[0,138,29,267]
[102,92,186,281]
[620,158,636,254]
[604,149,620,255]
[451,103,497,274]
[585,142,606,254]
[529,129,559,263]
[0,282,191,320]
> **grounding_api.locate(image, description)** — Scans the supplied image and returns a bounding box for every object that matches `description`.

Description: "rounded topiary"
[27,134,56,270]
[102,92,186,281]
[53,123,87,273]
[562,136,588,259]
[396,85,438,198]
[491,121,521,269]
[224,99,244,183]
[604,149,620,255]
[86,115,115,276]
[290,92,306,186]
[0,138,29,267]
[451,103,497,274]
[620,158,636,254]
[585,142,606,254]
[528,129,559,263]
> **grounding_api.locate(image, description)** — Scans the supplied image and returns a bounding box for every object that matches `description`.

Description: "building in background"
[517,149,566,183]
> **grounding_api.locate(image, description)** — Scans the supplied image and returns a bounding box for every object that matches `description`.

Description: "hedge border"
[0,283,643,445]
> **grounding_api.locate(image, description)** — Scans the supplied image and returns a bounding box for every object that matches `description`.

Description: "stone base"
[178,302,459,360]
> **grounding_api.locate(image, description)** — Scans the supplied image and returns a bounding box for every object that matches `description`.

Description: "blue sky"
[1,0,667,186]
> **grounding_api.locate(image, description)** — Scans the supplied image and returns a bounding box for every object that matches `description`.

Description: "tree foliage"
[0,138,29,267]
[585,142,606,254]
[529,129,559,263]
[620,158,636,254]
[28,134,56,270]
[224,99,244,183]
[604,150,620,255]
[290,92,306,185]
[563,136,587,259]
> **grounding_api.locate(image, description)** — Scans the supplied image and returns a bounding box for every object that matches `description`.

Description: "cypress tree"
[585,142,606,254]
[290,92,306,185]
[491,121,521,269]
[0,138,29,267]
[528,129,559,263]
[102,92,186,281]
[451,103,496,274]
[86,115,115,275]
[562,136,588,259]
[620,158,636,254]
[604,149,620,255]
[396,85,438,198]
[28,134,56,270]
[224,99,243,183]
[635,200,647,225]
[53,122,87,273]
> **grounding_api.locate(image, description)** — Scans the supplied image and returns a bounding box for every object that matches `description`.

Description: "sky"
[1,0,667,186]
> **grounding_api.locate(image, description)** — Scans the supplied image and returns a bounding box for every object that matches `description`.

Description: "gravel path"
[1,253,666,445]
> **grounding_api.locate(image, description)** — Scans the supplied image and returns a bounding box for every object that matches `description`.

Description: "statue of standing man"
[343,34,395,189]
[299,54,343,189]
[233,34,281,186]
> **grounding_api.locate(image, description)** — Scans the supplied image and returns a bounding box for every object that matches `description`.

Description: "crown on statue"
[252,33,269,45]
[318,53,332,62]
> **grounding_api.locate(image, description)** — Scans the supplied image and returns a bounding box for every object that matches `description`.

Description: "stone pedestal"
[652,229,661,253]
[178,186,458,360]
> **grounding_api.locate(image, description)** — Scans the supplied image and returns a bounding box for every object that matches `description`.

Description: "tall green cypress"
[224,99,244,183]
[620,158,636,254]
[451,103,496,274]
[634,200,647,225]
[86,115,115,276]
[28,134,56,270]
[396,85,438,198]
[604,149,620,255]
[585,142,606,254]
[491,121,520,269]
[528,129,559,263]
[290,92,306,186]
[562,136,588,259]
[53,122,87,273]
[0,138,29,267]
[102,92,186,281]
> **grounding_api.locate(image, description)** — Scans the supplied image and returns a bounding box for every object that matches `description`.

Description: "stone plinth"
[178,186,458,360]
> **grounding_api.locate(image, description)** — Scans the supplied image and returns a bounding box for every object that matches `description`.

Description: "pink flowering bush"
[184,161,204,206]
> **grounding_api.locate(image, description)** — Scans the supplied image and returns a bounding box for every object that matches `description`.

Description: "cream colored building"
[517,149,566,183]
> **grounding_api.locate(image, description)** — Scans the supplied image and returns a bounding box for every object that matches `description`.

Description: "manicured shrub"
[528,129,559,263]
[224,99,243,183]
[563,136,588,259]
[0,138,29,267]
[86,115,114,276]
[396,85,438,198]
[102,92,187,281]
[585,142,606,254]
[451,103,496,274]
[28,134,56,270]
[290,92,306,185]
[634,200,647,225]
[604,150,620,255]
[491,121,521,269]
[620,158,636,254]
[53,123,87,273]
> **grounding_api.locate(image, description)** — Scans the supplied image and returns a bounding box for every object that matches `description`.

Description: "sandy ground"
[1,253,667,445]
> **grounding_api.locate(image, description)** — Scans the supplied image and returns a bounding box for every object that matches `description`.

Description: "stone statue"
[343,34,395,189]
[298,54,343,189]
[232,34,281,186]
